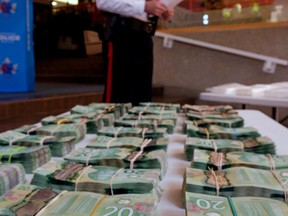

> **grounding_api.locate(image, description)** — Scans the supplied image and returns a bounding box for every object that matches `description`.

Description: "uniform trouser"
[103,24,154,106]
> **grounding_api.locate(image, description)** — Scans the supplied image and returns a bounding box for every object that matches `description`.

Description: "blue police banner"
[0,0,35,92]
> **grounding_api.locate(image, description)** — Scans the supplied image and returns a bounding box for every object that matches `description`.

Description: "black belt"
[117,16,158,36]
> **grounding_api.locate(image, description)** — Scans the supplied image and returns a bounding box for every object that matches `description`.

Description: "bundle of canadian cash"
[114,119,175,134]
[185,191,288,216]
[186,110,241,121]
[33,122,87,144]
[0,184,159,215]
[182,104,235,113]
[97,126,167,139]
[70,103,131,120]
[63,148,167,179]
[192,149,288,170]
[121,113,178,125]
[0,164,27,196]
[86,135,169,152]
[185,136,276,160]
[41,113,104,133]
[128,106,178,115]
[139,102,181,113]
[31,159,161,194]
[184,167,288,201]
[186,124,261,140]
[0,130,76,157]
[185,116,244,128]
[0,145,51,173]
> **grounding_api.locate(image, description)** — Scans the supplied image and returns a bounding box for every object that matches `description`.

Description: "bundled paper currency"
[185,191,288,216]
[63,147,167,179]
[31,159,161,195]
[41,113,104,134]
[128,106,178,115]
[139,102,181,113]
[0,130,76,157]
[185,137,276,160]
[0,164,27,196]
[185,124,261,140]
[114,119,175,134]
[182,104,235,113]
[0,184,159,216]
[184,117,244,128]
[86,135,169,152]
[192,149,288,170]
[121,113,178,125]
[186,110,240,121]
[184,167,288,202]
[0,145,51,173]
[97,126,167,139]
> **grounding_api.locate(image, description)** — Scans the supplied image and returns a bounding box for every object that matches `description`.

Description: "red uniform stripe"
[105,42,113,103]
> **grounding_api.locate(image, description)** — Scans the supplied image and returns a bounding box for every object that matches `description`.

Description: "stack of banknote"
[31,159,161,195]
[63,148,167,179]
[185,191,288,216]
[86,135,169,152]
[0,164,27,196]
[186,124,261,140]
[0,184,159,216]
[121,113,178,125]
[184,117,244,128]
[0,130,76,157]
[114,119,175,134]
[41,113,104,133]
[0,145,51,173]
[185,136,276,160]
[97,126,167,139]
[128,106,178,115]
[182,104,235,113]
[184,167,288,201]
[139,102,181,113]
[191,149,287,170]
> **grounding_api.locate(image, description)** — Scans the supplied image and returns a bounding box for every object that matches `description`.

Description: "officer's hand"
[161,7,174,21]
[144,0,168,17]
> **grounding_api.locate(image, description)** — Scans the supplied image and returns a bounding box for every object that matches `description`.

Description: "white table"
[200,92,288,121]
[26,110,288,216]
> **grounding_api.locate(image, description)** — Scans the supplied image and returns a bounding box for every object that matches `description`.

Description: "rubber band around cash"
[193,120,198,127]
[271,169,288,203]
[109,168,124,196]
[85,150,98,166]
[75,165,92,191]
[227,196,238,216]
[50,125,62,136]
[211,139,218,152]
[106,138,117,149]
[0,146,25,164]
[267,154,276,171]
[130,139,152,169]
[208,168,220,196]
[57,118,70,125]
[153,120,158,129]
[142,128,149,139]
[40,136,55,147]
[133,120,138,128]
[35,190,68,216]
[27,125,41,135]
[214,152,223,171]
[8,133,28,146]
[89,195,109,216]
[114,127,123,138]
[204,128,210,140]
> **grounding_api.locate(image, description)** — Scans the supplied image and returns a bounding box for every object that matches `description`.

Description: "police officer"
[96,0,174,106]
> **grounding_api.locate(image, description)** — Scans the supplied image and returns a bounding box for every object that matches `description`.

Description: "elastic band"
[142,128,148,139]
[238,140,244,150]
[106,138,117,149]
[57,118,70,125]
[109,168,124,196]
[114,127,123,138]
[217,152,223,171]
[0,146,26,163]
[153,120,158,129]
[193,120,198,127]
[211,139,217,152]
[130,139,151,169]
[133,120,138,128]
[85,150,98,166]
[35,191,67,216]
[27,126,40,135]
[227,196,238,216]
[208,168,220,196]
[267,154,276,171]
[75,165,91,191]
[204,128,210,140]
[40,136,55,147]
[89,195,109,216]
[138,112,143,120]
[50,125,62,136]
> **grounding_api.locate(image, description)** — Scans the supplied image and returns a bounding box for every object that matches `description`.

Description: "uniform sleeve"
[96,0,146,17]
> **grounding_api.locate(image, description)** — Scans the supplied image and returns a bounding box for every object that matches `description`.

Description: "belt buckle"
[145,23,153,34]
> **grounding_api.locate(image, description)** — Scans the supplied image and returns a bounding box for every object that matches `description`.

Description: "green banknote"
[32,159,161,195]
[192,149,288,170]
[185,137,276,161]
[186,125,261,140]
[182,104,235,113]
[184,167,288,201]
[185,192,288,216]
[184,116,244,128]
[139,102,181,113]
